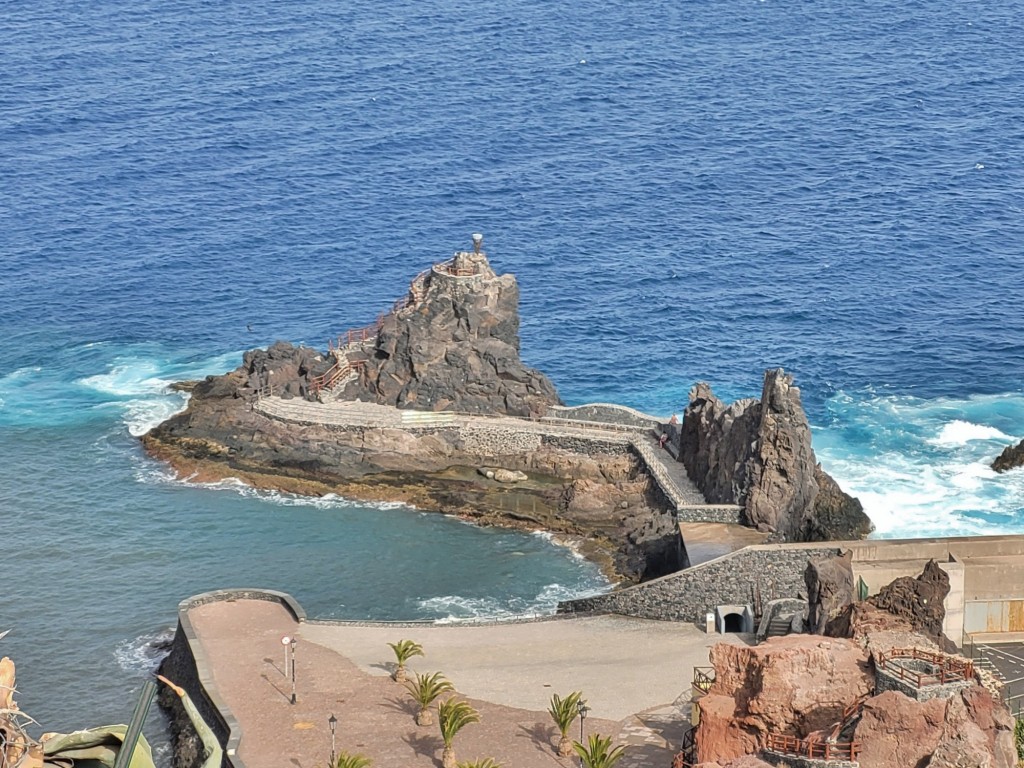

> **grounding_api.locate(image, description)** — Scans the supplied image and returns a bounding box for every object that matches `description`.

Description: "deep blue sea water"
[2,0,1023,749]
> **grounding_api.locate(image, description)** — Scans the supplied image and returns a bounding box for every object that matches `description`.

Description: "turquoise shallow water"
[2,0,1024,753]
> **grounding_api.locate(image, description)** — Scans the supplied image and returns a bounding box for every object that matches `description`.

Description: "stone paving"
[185,598,745,768]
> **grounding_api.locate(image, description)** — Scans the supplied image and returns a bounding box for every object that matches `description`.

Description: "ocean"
[2,0,1023,753]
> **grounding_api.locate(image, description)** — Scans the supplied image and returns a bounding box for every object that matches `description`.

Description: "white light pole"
[281,635,291,677]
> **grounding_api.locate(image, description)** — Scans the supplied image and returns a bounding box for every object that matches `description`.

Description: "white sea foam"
[113,626,176,674]
[930,419,1012,447]
[817,391,1024,539]
[132,457,414,512]
[417,579,607,623]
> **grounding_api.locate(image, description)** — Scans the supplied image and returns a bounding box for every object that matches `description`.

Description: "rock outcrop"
[825,560,957,651]
[679,369,872,541]
[804,550,854,634]
[338,250,560,418]
[141,246,683,580]
[695,628,1015,768]
[992,438,1024,473]
[853,687,1015,768]
[695,635,873,764]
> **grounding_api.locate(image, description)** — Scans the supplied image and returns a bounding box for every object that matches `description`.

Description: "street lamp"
[289,637,298,704]
[328,713,338,768]
[577,699,590,762]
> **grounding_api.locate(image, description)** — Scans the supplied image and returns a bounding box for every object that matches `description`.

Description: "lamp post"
[328,713,337,768]
[577,699,590,764]
[289,637,298,704]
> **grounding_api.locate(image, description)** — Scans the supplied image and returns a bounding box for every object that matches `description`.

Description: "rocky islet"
[142,246,870,580]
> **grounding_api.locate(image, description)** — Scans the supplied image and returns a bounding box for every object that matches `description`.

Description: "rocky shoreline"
[141,243,872,582]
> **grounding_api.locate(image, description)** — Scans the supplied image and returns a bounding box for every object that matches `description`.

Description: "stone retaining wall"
[558,545,840,623]
[874,665,973,702]
[761,751,857,768]
[460,426,543,455]
[675,504,745,524]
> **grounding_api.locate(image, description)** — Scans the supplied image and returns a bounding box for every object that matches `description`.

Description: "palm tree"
[331,753,372,768]
[457,760,501,768]
[405,671,454,726]
[438,697,480,768]
[387,639,424,682]
[547,691,583,757]
[573,733,626,768]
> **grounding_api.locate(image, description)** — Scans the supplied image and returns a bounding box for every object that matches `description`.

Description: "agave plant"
[438,697,480,768]
[405,671,454,726]
[573,733,626,768]
[548,691,583,757]
[331,753,372,768]
[456,760,501,768]
[387,639,424,682]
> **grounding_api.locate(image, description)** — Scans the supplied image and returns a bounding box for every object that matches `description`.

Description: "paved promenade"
[186,598,744,768]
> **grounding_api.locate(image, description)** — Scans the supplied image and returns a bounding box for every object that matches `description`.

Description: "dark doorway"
[724,612,744,632]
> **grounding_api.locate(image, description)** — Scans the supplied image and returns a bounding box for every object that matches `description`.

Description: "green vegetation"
[331,753,372,768]
[387,639,424,682]
[456,760,501,768]
[438,697,481,768]
[405,671,454,726]
[573,733,627,768]
[1014,716,1024,763]
[547,691,583,757]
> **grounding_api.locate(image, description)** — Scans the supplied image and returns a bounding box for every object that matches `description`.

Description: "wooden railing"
[309,358,366,395]
[433,257,479,277]
[829,695,867,740]
[693,666,715,694]
[764,733,860,762]
[876,647,974,687]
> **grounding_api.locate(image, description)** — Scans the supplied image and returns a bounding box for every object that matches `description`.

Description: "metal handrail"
[693,666,715,694]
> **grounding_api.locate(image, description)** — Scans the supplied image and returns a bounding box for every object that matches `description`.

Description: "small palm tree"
[388,639,424,682]
[438,697,480,768]
[573,733,626,768]
[457,760,501,768]
[548,691,583,756]
[332,753,372,768]
[405,671,454,726]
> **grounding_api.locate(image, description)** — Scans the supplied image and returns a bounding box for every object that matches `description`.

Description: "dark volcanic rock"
[345,250,560,417]
[992,438,1024,473]
[805,551,854,634]
[868,559,955,650]
[680,369,872,542]
[744,370,819,539]
[807,464,874,541]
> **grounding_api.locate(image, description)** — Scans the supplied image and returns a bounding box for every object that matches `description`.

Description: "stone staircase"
[765,616,792,638]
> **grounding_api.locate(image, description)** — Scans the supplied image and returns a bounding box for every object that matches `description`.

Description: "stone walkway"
[185,599,744,768]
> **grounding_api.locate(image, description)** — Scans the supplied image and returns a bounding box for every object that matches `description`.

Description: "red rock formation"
[695,635,872,764]
[695,630,1015,768]
[853,687,1015,768]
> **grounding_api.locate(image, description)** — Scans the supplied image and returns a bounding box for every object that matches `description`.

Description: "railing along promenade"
[876,647,974,687]
[693,666,715,694]
[763,733,860,763]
